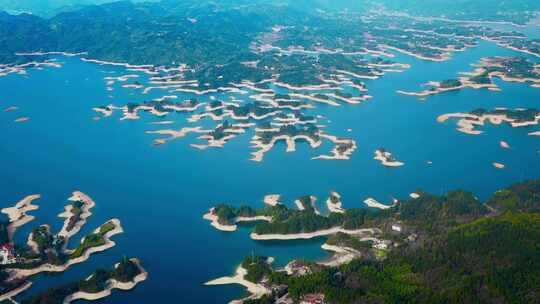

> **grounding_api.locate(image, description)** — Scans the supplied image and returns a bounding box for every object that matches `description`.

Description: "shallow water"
[0,41,539,303]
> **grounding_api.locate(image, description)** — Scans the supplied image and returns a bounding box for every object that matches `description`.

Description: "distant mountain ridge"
[0,1,302,64]
[0,0,368,17]
[1,0,539,65]
[0,0,156,17]
[379,0,540,24]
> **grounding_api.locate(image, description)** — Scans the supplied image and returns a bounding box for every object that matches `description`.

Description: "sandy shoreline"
[203,208,237,232]
[10,219,124,278]
[1,194,41,241]
[374,149,404,167]
[3,105,18,112]
[146,126,209,146]
[437,111,540,135]
[263,194,281,206]
[57,191,96,242]
[203,208,272,232]
[313,133,357,161]
[319,244,359,267]
[294,195,319,214]
[493,162,505,169]
[398,57,540,99]
[205,264,270,303]
[326,191,345,214]
[363,198,395,210]
[500,141,510,149]
[380,45,450,62]
[0,281,32,302]
[250,134,322,162]
[63,258,148,304]
[251,227,379,241]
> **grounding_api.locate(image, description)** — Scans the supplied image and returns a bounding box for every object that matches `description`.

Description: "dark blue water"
[0,41,539,303]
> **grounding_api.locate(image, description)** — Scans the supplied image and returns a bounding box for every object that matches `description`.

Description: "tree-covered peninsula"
[211,180,540,304]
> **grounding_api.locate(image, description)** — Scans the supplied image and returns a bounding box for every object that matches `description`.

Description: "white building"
[373,240,392,250]
[0,244,16,265]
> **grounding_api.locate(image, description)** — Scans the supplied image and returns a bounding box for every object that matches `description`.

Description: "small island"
[374,148,405,167]
[437,108,540,135]
[326,191,345,214]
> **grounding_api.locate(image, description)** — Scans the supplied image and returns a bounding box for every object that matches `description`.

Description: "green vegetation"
[246,180,540,304]
[328,193,340,206]
[470,108,540,124]
[78,269,110,293]
[469,71,492,85]
[65,200,84,232]
[482,57,540,81]
[113,256,142,283]
[0,0,156,17]
[254,208,373,235]
[326,232,372,252]
[439,79,462,88]
[267,260,420,303]
[22,282,79,304]
[456,57,540,88]
[242,256,272,283]
[213,204,260,225]
[31,226,53,251]
[256,124,320,146]
[0,195,143,304]
[21,257,142,304]
[26,226,67,266]
[2,0,536,81]
[487,179,540,212]
[80,257,141,292]
[400,190,487,233]
[0,221,8,244]
[214,198,380,236]
[70,221,116,259]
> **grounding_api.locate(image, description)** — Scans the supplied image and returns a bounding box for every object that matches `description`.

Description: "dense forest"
[213,200,380,235]
[247,180,540,303]
[1,0,539,65]
[21,257,142,304]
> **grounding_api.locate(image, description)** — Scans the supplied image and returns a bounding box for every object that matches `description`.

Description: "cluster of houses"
[0,243,16,265]
[283,260,312,277]
[273,291,326,304]
[300,293,326,304]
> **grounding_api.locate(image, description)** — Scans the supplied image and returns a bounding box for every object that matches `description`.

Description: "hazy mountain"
[0,0,157,17]
[380,0,540,24]
[0,0,370,18]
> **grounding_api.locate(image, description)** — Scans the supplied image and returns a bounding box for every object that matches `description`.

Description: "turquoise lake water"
[0,41,539,303]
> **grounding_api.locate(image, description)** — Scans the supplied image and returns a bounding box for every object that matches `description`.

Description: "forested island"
[437,108,540,135]
[399,57,540,98]
[208,180,540,304]
[0,191,147,303]
[204,193,385,240]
